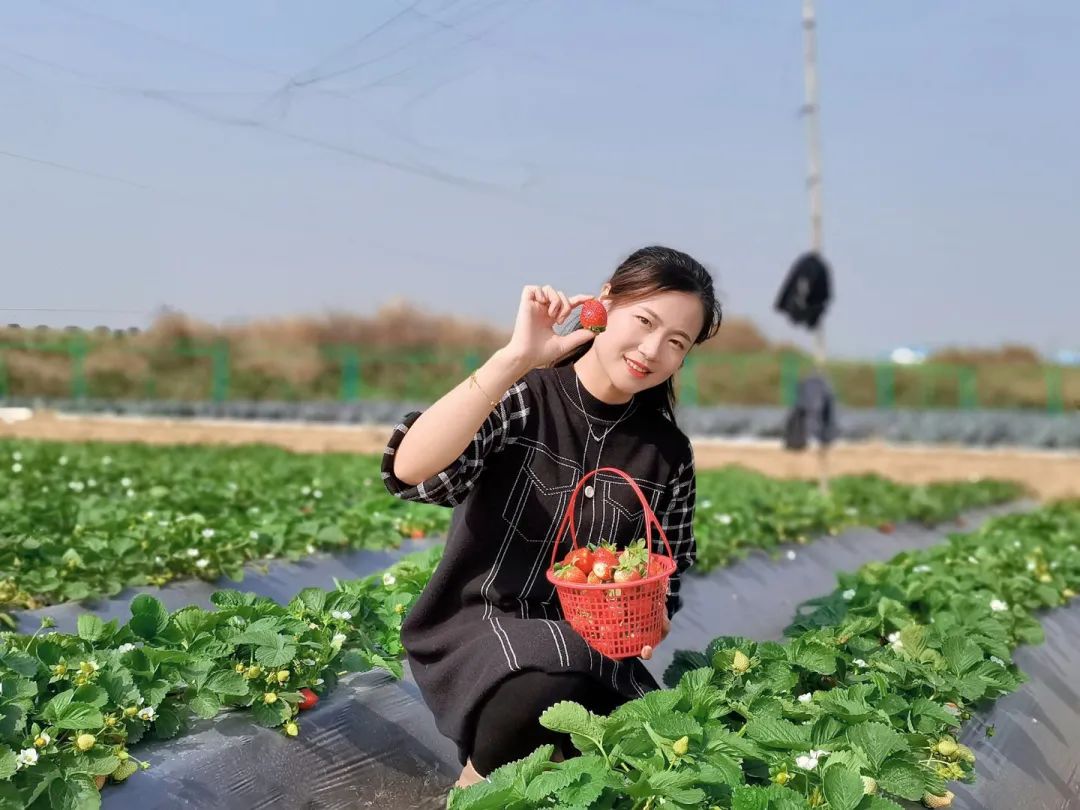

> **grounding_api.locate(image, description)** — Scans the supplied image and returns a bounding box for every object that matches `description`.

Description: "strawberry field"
[3,436,1075,810]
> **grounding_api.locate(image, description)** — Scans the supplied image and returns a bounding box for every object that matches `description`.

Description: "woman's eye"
[671,340,685,350]
[637,315,651,326]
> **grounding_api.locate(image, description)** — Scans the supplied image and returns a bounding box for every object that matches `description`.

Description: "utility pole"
[801,0,830,493]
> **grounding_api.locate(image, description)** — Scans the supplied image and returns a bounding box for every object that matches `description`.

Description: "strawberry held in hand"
[579,299,607,333]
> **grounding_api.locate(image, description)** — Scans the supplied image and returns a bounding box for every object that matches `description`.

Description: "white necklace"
[575,375,635,443]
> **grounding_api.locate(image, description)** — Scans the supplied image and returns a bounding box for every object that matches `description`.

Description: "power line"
[0,148,156,190]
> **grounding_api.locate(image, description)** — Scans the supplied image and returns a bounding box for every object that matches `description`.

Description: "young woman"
[381,246,722,788]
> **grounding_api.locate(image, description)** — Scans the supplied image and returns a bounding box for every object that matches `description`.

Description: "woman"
[381,246,722,788]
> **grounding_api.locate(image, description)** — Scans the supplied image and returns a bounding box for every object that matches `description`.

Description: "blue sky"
[1,1,1076,358]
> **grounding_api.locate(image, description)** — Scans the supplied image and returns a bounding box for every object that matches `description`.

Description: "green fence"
[0,339,1076,412]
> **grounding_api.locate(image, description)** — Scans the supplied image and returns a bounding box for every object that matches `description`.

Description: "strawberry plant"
[0,440,447,621]
[449,500,1080,809]
[0,545,442,808]
[0,440,1018,624]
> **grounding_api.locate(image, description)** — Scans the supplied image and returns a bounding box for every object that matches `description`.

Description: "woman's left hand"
[639,614,671,661]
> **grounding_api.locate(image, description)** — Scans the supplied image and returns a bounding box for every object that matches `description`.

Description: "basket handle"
[549,466,674,569]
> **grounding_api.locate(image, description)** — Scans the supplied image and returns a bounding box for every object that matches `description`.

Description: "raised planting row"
[0,546,443,810]
[0,438,1023,620]
[0,439,442,619]
[448,500,1080,810]
[691,470,1022,572]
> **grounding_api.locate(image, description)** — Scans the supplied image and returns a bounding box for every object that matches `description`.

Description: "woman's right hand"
[504,285,600,369]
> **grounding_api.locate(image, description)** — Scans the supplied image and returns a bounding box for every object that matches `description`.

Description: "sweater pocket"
[599,474,665,549]
[501,445,582,545]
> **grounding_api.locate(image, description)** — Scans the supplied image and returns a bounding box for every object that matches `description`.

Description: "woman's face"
[594,287,706,395]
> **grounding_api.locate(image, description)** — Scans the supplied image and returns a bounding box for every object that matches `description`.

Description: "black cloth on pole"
[775,252,833,329]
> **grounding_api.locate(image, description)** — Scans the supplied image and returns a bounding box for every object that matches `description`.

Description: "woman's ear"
[599,283,612,310]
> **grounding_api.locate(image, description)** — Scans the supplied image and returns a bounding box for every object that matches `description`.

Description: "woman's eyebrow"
[640,306,692,342]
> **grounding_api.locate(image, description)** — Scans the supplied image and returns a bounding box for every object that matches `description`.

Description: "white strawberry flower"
[59,455,68,465]
[331,633,347,648]
[308,622,319,630]
[717,513,732,525]
[315,678,324,685]
[87,478,96,487]
[786,550,797,561]
[11,463,22,473]
[154,556,164,565]
[990,598,1009,613]
[798,693,812,704]
[1026,560,1037,571]
[382,573,397,587]
[306,544,316,555]
[313,490,322,499]
[117,643,137,654]
[1013,541,1022,549]
[967,555,978,564]
[250,531,259,540]
[36,731,51,746]
[795,752,823,770]
[16,748,39,769]
[187,548,200,557]
[913,564,932,573]
[195,558,210,569]
[81,660,100,672]
[12,451,21,461]
[137,707,156,721]
[201,528,215,539]
[68,481,84,492]
[842,589,856,601]
[330,610,352,621]
[853,658,868,668]
[989,656,1006,667]
[136,696,145,705]
[887,631,904,651]
[301,486,311,496]
[121,477,132,487]
[102,456,112,465]
[127,489,135,498]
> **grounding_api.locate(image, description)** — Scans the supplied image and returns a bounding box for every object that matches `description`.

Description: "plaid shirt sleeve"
[658,443,697,620]
[380,379,531,507]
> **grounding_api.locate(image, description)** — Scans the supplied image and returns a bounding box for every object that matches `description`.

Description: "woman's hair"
[554,245,722,423]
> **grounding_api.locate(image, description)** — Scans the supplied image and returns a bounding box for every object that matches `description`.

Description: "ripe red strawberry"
[593,544,619,568]
[563,548,595,576]
[553,563,588,584]
[579,299,607,333]
[298,688,319,711]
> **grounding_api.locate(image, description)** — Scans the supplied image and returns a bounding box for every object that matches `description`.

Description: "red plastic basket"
[545,467,676,659]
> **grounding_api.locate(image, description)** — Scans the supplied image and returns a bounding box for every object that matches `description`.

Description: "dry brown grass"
[0,307,1075,409]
